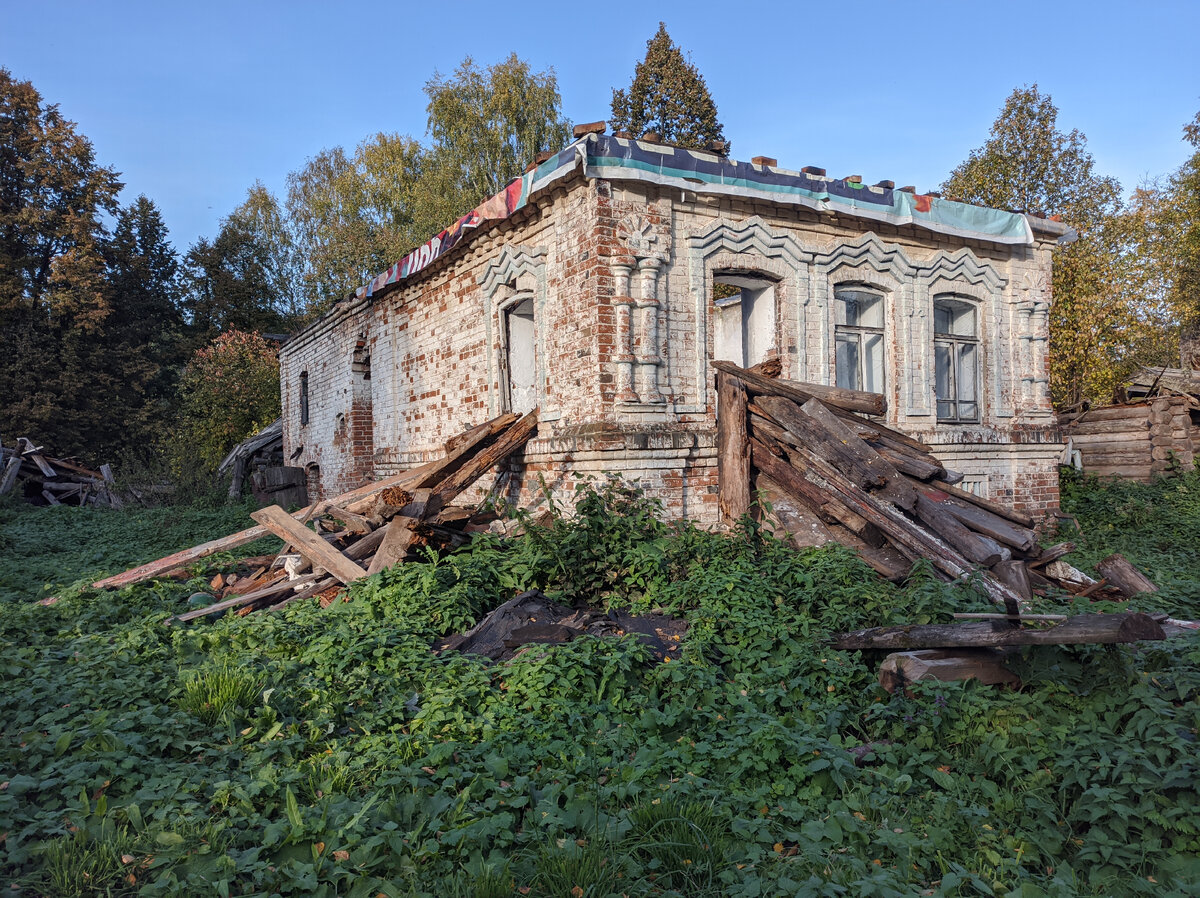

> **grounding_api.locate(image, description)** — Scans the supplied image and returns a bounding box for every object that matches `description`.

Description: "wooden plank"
[711,359,886,416]
[250,505,367,585]
[366,489,432,575]
[41,489,62,506]
[755,396,884,490]
[28,453,57,477]
[430,409,539,507]
[717,372,752,523]
[1095,553,1158,597]
[322,504,374,536]
[169,573,318,623]
[835,613,1166,651]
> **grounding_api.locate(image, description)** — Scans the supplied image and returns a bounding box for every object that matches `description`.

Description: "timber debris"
[90,410,540,622]
[0,436,120,507]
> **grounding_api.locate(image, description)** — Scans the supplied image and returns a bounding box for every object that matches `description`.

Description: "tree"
[942,85,1127,407]
[0,68,125,459]
[174,329,281,475]
[610,23,726,151]
[424,54,571,208]
[180,190,298,342]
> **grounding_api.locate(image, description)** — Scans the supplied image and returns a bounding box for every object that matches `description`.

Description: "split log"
[879,649,1021,693]
[1095,553,1158,597]
[250,505,367,585]
[912,495,1007,567]
[711,360,886,416]
[800,398,917,511]
[991,560,1033,603]
[833,612,1165,651]
[366,489,433,575]
[876,445,942,481]
[429,408,539,508]
[717,372,752,523]
[1029,542,1076,569]
[930,478,1036,529]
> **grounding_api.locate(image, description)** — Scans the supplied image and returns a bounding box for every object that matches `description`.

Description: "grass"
[0,473,1198,896]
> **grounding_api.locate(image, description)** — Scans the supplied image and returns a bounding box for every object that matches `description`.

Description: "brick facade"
[280,161,1067,524]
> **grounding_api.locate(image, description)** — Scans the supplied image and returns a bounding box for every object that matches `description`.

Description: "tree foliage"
[424,54,571,209]
[610,23,726,151]
[174,329,281,474]
[942,85,1129,407]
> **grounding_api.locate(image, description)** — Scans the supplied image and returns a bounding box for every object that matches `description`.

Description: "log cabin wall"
[280,148,1068,522]
[1064,397,1197,482]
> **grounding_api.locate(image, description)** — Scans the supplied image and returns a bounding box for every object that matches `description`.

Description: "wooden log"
[1029,542,1075,568]
[801,398,917,511]
[1066,404,1152,423]
[249,505,367,585]
[751,440,886,547]
[1095,553,1158,597]
[444,412,519,453]
[930,477,1036,529]
[912,495,1006,567]
[991,559,1033,603]
[366,489,433,575]
[169,573,318,623]
[711,359,886,416]
[876,445,942,481]
[754,396,884,490]
[914,486,1037,552]
[834,613,1166,651]
[952,612,1067,621]
[783,440,1025,608]
[879,649,1021,693]
[717,372,752,523]
[430,408,539,507]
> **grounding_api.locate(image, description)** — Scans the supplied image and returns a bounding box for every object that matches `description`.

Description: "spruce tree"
[610,23,727,152]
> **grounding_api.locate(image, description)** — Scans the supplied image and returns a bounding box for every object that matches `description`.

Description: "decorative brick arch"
[478,244,550,418]
[686,216,812,413]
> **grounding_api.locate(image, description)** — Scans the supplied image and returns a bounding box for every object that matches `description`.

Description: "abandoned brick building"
[279,130,1073,523]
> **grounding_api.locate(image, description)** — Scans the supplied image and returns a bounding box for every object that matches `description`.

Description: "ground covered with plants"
[2,472,1199,897]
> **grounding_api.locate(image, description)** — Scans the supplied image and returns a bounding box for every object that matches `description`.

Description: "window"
[933,297,979,422]
[834,288,885,393]
[299,372,309,426]
[505,296,536,414]
[712,275,775,367]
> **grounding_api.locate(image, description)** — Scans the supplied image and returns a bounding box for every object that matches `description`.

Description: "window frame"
[933,296,981,424]
[833,286,886,394]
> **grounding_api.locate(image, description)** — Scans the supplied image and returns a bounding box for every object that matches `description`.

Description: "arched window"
[834,287,885,392]
[933,296,979,422]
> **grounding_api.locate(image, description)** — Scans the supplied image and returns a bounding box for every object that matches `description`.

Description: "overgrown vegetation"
[2,475,1199,896]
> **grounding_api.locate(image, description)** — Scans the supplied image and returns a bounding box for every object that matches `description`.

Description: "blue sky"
[3,0,1197,256]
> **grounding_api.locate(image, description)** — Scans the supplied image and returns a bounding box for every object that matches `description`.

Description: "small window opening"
[934,296,980,422]
[712,274,775,368]
[834,287,885,393]
[299,372,309,426]
[505,296,536,414]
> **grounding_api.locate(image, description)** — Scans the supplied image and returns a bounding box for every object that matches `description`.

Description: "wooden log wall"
[1063,397,1197,482]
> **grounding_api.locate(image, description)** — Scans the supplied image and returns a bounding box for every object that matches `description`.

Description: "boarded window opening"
[299,372,309,426]
[712,274,775,368]
[505,296,536,414]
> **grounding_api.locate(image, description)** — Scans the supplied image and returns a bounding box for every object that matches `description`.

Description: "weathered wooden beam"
[879,649,1021,693]
[717,372,752,523]
[429,409,539,508]
[1095,553,1158,597]
[0,455,23,495]
[169,573,318,623]
[801,398,917,511]
[366,489,433,575]
[250,505,367,585]
[834,613,1166,651]
[711,360,886,416]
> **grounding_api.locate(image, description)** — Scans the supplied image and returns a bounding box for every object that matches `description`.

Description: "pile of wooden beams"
[0,437,120,507]
[713,361,1151,611]
[90,410,539,622]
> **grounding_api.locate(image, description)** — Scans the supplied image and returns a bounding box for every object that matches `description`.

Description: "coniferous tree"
[610,23,726,151]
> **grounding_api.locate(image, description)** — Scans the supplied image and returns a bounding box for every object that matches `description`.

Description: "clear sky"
[3,0,1197,258]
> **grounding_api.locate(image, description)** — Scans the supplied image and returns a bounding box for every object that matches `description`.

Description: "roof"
[353,133,1043,304]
